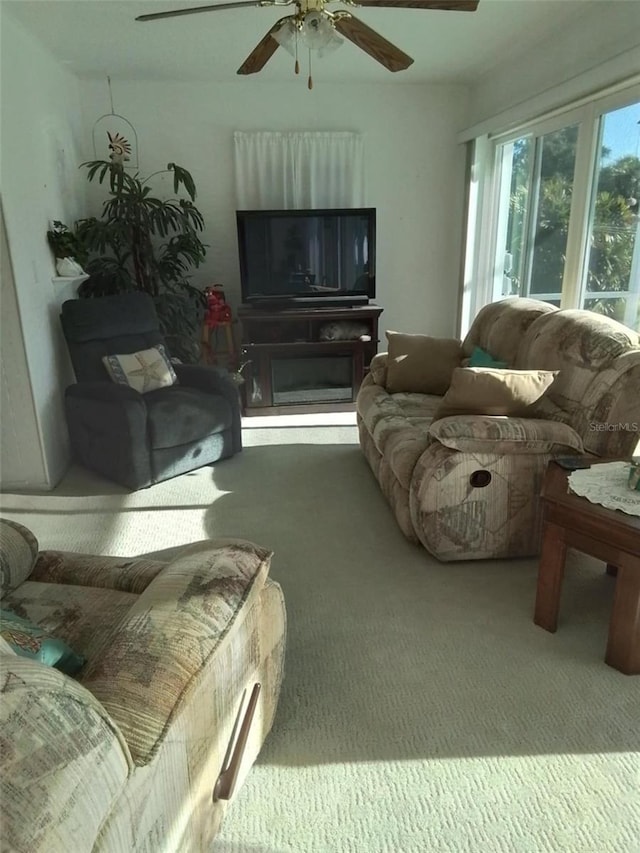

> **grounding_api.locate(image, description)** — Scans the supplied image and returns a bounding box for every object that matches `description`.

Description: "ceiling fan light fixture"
[299,11,343,54]
[272,19,298,57]
[314,28,343,58]
[272,11,343,64]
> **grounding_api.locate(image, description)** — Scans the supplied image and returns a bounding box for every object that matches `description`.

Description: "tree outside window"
[499,102,639,328]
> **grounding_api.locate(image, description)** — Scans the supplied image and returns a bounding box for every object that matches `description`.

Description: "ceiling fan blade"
[332,13,413,72]
[353,0,478,9]
[136,2,267,23]
[237,18,288,75]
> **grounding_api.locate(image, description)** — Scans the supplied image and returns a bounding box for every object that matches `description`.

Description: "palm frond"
[168,163,197,201]
[74,157,208,362]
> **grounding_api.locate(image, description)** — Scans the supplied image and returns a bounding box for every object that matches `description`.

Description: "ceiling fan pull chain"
[295,29,299,75]
[308,47,313,90]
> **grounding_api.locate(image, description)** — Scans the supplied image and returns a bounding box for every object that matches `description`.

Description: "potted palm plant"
[74,159,208,362]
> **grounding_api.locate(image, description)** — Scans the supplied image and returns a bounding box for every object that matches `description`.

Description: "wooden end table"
[534,460,640,675]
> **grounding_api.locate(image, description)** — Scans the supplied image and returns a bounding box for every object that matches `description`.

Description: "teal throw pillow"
[1,609,86,675]
[469,346,508,369]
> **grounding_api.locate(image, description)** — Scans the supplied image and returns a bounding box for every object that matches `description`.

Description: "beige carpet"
[2,423,639,852]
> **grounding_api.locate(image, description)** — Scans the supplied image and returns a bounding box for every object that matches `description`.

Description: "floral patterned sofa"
[357,297,640,561]
[0,518,286,851]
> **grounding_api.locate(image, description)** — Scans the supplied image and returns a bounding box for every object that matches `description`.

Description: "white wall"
[78,78,469,339]
[463,1,640,137]
[0,11,87,489]
[0,204,44,488]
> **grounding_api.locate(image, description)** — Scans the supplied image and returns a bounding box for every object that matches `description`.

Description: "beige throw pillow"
[433,367,558,420]
[386,331,463,395]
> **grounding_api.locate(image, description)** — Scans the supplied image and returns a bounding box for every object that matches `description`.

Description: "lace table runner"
[568,461,640,517]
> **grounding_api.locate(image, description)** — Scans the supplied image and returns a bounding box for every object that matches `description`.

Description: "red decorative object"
[204,285,232,328]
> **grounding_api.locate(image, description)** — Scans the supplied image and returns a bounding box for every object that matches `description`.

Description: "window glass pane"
[582,102,640,329]
[498,137,533,299]
[584,296,629,323]
[528,125,579,300]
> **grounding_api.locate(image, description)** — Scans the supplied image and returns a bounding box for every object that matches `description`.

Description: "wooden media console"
[239,303,383,415]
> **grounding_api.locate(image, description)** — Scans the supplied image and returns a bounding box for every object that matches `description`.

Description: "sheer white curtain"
[233,131,364,209]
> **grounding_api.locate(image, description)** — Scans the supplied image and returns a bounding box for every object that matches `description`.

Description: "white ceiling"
[3,0,606,85]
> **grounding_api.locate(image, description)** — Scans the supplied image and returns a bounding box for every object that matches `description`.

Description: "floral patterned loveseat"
[357,297,640,561]
[0,518,286,851]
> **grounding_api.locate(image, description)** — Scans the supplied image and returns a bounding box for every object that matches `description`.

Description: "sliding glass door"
[482,88,639,330]
[493,124,580,305]
[580,101,640,327]
[493,136,532,300]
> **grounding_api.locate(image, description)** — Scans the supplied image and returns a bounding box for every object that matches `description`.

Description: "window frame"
[463,82,640,334]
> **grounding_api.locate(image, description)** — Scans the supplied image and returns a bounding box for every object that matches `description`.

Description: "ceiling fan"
[136,1,479,86]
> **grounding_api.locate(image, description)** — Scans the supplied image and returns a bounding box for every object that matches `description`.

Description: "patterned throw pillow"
[0,609,86,675]
[102,345,178,394]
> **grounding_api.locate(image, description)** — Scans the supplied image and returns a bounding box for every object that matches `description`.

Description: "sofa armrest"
[0,518,39,597]
[64,382,152,488]
[428,415,585,455]
[65,382,148,442]
[174,364,242,453]
[0,656,131,851]
[174,363,234,395]
[65,381,142,403]
[81,538,273,766]
[368,352,388,387]
[31,550,167,595]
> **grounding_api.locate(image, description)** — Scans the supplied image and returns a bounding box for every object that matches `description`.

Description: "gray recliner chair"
[61,292,242,490]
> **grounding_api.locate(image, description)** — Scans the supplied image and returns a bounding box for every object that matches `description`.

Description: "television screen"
[236,208,376,306]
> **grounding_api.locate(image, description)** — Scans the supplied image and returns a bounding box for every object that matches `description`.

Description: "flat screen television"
[236,208,376,307]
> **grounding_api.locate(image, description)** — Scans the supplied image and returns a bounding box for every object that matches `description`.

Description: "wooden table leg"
[201,323,214,364]
[534,520,567,633]
[223,322,237,370]
[605,559,640,675]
